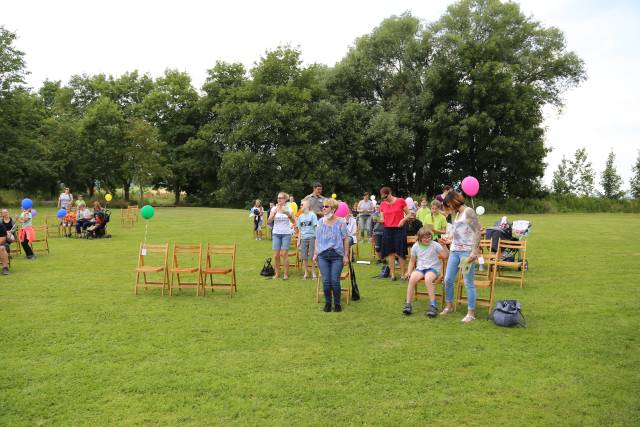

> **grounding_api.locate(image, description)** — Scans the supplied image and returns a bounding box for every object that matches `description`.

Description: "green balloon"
[140,205,155,220]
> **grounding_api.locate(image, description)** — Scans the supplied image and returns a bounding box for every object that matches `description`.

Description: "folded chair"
[169,244,202,296]
[30,225,50,255]
[201,244,237,297]
[134,243,169,295]
[316,247,353,304]
[288,235,301,272]
[494,239,528,288]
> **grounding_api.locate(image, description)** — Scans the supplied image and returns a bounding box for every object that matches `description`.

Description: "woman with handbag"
[313,198,349,312]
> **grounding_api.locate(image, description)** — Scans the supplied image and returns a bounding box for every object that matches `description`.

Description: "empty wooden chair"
[316,247,353,304]
[134,243,169,295]
[201,244,237,297]
[288,235,301,272]
[30,225,50,255]
[494,239,528,288]
[169,244,203,296]
[44,215,61,237]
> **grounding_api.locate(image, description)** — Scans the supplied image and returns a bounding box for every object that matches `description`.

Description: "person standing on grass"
[313,198,349,313]
[57,187,73,210]
[302,182,325,218]
[402,227,448,317]
[17,207,35,260]
[357,192,374,240]
[250,199,265,241]
[441,191,482,323]
[0,221,10,275]
[268,192,295,280]
[379,186,410,281]
[296,200,318,280]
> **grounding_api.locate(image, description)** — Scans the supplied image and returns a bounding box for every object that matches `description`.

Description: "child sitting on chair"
[402,226,448,317]
[85,212,104,237]
[62,208,76,237]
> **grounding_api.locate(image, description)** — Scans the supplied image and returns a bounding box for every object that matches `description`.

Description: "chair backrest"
[205,244,236,267]
[479,239,493,253]
[496,239,527,262]
[31,225,48,240]
[407,235,417,245]
[138,243,169,268]
[172,244,202,267]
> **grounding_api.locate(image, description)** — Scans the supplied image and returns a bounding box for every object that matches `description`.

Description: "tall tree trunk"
[123,182,130,202]
[139,185,144,205]
[174,186,181,205]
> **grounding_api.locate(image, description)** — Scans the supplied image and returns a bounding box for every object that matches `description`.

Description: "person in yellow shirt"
[418,199,448,240]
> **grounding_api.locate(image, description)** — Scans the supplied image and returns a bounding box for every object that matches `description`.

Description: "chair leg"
[315,276,320,303]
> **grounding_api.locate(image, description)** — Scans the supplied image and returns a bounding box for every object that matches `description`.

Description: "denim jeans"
[317,248,343,305]
[272,233,292,251]
[444,250,476,310]
[358,215,372,239]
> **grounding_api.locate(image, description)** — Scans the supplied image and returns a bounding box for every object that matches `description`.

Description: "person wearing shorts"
[268,192,295,280]
[402,227,448,317]
[296,200,318,279]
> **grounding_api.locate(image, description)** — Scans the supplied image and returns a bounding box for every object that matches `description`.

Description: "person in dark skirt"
[379,186,410,281]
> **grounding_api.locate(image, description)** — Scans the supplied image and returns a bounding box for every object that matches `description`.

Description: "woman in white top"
[58,187,73,209]
[267,192,295,280]
[441,191,482,323]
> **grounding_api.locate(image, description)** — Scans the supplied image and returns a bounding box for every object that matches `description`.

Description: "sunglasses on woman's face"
[322,205,332,209]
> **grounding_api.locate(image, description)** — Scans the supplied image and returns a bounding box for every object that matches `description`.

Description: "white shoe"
[441,306,454,315]
[461,314,476,323]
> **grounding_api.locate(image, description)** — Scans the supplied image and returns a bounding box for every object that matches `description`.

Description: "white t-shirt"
[272,206,294,235]
[347,216,357,244]
[411,241,444,271]
[357,200,374,215]
[59,193,73,208]
[451,208,477,252]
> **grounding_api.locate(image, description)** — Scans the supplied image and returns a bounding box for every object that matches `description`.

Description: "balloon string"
[143,222,148,249]
[471,198,475,209]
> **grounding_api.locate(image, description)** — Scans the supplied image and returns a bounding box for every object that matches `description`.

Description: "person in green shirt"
[75,195,86,209]
[418,200,448,240]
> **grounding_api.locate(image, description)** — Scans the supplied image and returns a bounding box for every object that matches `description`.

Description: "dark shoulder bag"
[260,258,275,277]
[488,300,527,327]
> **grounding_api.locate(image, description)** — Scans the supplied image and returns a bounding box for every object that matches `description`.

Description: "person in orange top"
[62,208,77,238]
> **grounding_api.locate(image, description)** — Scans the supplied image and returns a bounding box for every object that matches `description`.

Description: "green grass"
[1,208,639,426]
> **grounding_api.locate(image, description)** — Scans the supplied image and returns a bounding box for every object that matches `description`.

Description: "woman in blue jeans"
[440,191,482,323]
[313,198,349,312]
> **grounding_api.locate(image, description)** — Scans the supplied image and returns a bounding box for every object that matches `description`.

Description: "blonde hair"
[416,225,434,241]
[323,198,339,210]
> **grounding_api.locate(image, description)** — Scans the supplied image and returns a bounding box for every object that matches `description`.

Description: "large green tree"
[600,150,623,199]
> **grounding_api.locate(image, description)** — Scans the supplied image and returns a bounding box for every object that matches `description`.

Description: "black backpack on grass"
[260,258,275,277]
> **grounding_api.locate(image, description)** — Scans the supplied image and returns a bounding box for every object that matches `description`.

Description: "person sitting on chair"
[76,205,93,237]
[62,208,76,237]
[0,221,10,275]
[403,210,423,237]
[85,212,105,238]
[1,209,15,256]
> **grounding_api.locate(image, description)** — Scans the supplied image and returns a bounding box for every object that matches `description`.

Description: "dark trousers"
[21,238,34,257]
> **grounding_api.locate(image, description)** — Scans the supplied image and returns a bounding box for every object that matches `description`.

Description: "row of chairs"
[121,206,139,227]
[134,243,237,297]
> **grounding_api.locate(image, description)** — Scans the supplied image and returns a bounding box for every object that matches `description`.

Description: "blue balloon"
[21,198,33,209]
[57,208,67,218]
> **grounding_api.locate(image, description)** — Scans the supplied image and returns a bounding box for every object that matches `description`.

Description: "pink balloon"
[461,176,479,197]
[335,201,349,218]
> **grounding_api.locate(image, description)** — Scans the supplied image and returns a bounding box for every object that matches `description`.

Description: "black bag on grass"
[260,258,275,277]
[348,261,360,301]
[488,300,527,327]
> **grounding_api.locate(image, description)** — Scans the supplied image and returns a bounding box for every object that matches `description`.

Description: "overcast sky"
[3,0,639,190]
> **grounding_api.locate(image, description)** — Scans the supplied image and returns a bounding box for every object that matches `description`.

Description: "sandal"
[461,314,476,323]
[283,276,289,281]
[441,306,454,315]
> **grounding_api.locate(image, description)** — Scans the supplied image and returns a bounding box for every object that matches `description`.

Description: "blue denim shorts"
[416,268,439,277]
[272,233,292,251]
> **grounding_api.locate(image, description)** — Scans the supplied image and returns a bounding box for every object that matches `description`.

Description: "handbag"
[260,258,275,277]
[348,261,360,301]
[488,300,527,327]
[5,230,15,243]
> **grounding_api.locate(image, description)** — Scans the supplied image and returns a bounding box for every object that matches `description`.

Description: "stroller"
[485,217,531,270]
[86,210,112,239]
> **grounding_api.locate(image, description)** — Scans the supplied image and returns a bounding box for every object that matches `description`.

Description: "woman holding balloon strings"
[440,190,482,323]
[379,186,411,281]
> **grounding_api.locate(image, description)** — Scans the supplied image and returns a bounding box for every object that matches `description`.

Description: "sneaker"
[334,304,342,312]
[323,303,332,312]
[402,303,412,315]
[426,305,438,318]
[2,267,8,275]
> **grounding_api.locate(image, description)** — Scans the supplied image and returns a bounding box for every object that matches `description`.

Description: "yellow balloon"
[105,194,113,202]
[331,193,337,199]
[287,202,298,215]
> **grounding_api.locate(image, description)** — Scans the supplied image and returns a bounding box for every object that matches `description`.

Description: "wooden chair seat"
[136,266,165,273]
[171,267,200,273]
[202,267,232,274]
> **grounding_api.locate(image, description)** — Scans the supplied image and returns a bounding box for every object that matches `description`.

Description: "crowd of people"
[252,182,483,322]
[0,188,112,276]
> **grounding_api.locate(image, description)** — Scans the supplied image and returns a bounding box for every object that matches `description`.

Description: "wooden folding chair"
[201,244,237,297]
[44,215,61,237]
[134,243,169,295]
[493,239,528,288]
[30,225,50,255]
[315,247,353,304]
[169,244,202,296]
[456,254,497,313]
[415,258,447,307]
[288,235,301,272]
[476,239,497,281]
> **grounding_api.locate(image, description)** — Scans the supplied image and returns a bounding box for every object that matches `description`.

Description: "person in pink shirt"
[378,186,410,281]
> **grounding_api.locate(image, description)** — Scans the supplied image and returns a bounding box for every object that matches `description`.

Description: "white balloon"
[475,206,485,216]
[370,195,376,200]
[406,197,414,204]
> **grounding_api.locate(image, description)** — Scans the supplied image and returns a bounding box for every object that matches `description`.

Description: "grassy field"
[1,208,639,426]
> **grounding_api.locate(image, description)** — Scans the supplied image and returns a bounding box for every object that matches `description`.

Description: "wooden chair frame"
[493,239,528,288]
[456,253,497,312]
[30,225,50,255]
[134,243,169,295]
[201,244,237,297]
[415,258,447,308]
[315,247,353,304]
[169,244,202,296]
[44,215,62,237]
[288,235,301,272]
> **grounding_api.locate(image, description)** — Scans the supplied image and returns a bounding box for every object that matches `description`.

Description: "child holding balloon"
[17,203,35,259]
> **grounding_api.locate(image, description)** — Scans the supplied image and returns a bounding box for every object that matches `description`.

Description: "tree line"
[1,0,589,207]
